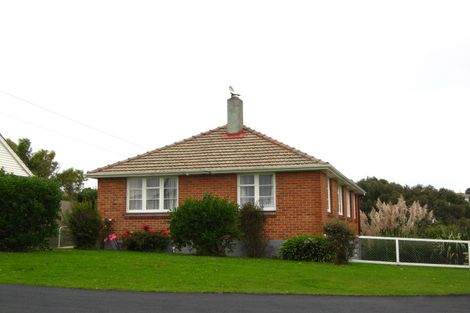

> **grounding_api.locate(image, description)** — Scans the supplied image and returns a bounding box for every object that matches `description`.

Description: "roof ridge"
[243,126,327,164]
[88,125,227,173]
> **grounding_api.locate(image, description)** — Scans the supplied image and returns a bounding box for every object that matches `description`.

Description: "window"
[346,189,351,218]
[351,192,356,219]
[326,177,332,213]
[337,185,343,215]
[238,174,275,210]
[127,177,178,212]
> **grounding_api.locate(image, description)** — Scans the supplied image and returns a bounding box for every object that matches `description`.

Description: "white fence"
[352,235,470,269]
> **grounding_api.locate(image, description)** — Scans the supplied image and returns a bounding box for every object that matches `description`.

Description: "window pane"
[240,197,255,206]
[259,196,274,207]
[164,177,177,188]
[146,177,159,188]
[259,174,273,185]
[240,186,254,197]
[164,199,177,210]
[259,185,273,197]
[240,175,254,185]
[147,189,159,200]
[129,190,142,200]
[164,188,177,199]
[146,200,159,210]
[129,200,142,210]
[128,178,142,189]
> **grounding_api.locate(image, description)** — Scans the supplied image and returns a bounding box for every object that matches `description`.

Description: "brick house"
[88,94,365,251]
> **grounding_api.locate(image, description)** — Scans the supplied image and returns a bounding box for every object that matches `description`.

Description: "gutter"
[86,164,365,195]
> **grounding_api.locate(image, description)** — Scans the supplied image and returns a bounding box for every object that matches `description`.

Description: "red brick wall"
[263,172,322,239]
[323,176,360,234]
[97,171,360,239]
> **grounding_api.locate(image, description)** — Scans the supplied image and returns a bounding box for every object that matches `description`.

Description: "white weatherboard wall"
[0,134,32,176]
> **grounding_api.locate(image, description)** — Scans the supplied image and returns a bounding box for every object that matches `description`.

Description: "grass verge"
[0,249,469,295]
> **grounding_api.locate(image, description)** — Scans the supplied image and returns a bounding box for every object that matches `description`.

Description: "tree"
[6,138,86,196]
[466,188,470,195]
[29,149,58,178]
[6,138,58,178]
[357,177,404,214]
[358,177,470,224]
[55,168,85,196]
[77,188,97,209]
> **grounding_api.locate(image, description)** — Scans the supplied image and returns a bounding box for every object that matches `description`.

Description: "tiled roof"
[88,125,328,175]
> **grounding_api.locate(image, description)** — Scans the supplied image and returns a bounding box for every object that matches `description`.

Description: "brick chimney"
[227,94,243,134]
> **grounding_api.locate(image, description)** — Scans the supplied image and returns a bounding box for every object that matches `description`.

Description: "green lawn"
[0,249,469,295]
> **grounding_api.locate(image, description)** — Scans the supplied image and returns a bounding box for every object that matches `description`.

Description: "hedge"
[0,173,61,251]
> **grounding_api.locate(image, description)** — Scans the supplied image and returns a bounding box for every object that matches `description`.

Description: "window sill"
[125,212,171,219]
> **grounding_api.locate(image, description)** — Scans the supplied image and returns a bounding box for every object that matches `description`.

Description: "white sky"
[0,0,469,192]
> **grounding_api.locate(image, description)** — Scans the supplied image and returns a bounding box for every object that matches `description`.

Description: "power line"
[0,111,122,155]
[0,90,146,149]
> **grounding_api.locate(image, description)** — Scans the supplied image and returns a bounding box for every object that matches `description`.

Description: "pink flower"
[142,223,150,231]
[160,228,169,236]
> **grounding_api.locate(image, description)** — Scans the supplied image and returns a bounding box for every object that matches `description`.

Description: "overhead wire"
[0,110,122,155]
[0,90,146,149]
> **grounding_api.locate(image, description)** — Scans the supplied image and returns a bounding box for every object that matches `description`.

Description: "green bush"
[121,224,170,252]
[65,201,102,249]
[323,220,355,264]
[0,173,61,251]
[419,222,470,240]
[240,203,267,257]
[169,193,240,256]
[77,188,97,209]
[279,235,334,262]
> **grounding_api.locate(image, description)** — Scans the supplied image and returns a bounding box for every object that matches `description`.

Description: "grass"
[0,249,469,295]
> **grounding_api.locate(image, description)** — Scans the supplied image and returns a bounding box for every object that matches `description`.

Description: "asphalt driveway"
[1,284,469,313]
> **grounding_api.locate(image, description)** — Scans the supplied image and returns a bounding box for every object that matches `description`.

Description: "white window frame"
[326,177,332,213]
[346,189,351,218]
[126,176,178,213]
[352,192,356,219]
[338,185,343,216]
[237,173,276,211]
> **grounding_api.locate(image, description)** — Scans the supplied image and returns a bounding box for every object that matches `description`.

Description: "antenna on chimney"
[229,86,240,97]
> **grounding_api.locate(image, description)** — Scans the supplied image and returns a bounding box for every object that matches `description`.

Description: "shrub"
[323,220,355,264]
[100,217,114,249]
[65,201,102,249]
[169,193,240,256]
[419,221,470,241]
[77,188,97,209]
[279,235,334,262]
[239,203,267,257]
[121,224,170,252]
[361,196,434,236]
[0,174,61,251]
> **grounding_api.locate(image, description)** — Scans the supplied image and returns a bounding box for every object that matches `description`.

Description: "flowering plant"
[100,217,115,249]
[104,233,118,242]
[121,225,170,252]
[103,232,120,249]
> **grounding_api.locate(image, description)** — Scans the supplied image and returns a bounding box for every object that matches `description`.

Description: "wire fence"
[49,226,74,248]
[352,236,470,268]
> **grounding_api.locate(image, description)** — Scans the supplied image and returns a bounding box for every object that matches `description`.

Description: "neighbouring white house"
[0,133,33,177]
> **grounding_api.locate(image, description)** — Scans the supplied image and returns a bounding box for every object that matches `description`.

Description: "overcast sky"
[1,1,469,192]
